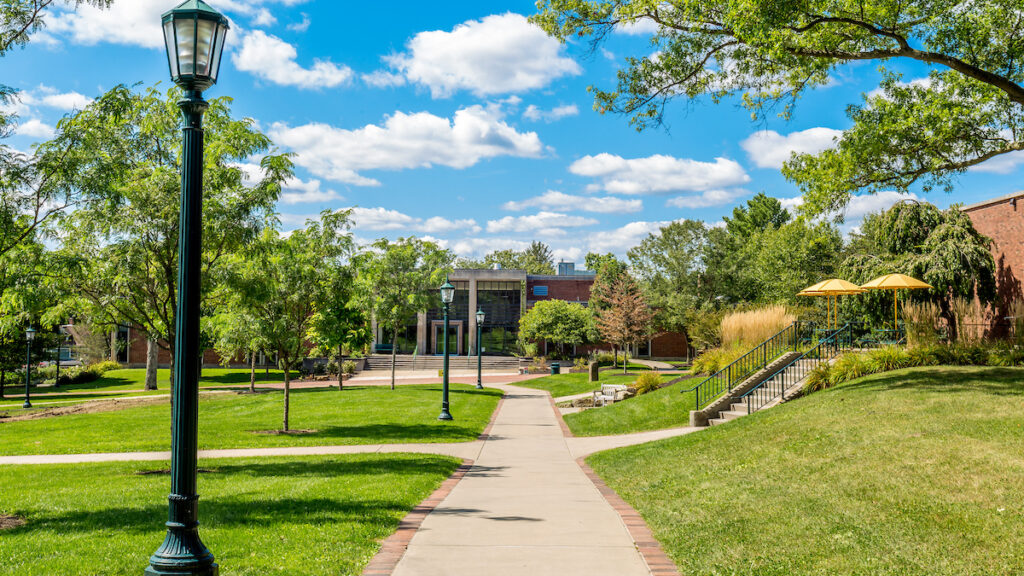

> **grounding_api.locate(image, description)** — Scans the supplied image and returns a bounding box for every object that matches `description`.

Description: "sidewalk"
[389,384,661,576]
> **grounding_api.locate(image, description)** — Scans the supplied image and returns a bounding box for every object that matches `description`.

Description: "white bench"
[592,384,629,406]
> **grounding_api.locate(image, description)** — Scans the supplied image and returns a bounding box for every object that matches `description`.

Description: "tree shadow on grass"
[839,367,1024,397]
[6,456,457,537]
[292,423,484,443]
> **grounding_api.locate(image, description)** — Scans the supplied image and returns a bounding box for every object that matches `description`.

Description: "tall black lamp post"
[146,2,228,575]
[23,327,36,409]
[438,278,455,421]
[54,325,63,387]
[475,308,484,389]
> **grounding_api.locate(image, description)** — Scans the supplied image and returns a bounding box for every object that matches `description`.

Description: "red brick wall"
[651,331,690,359]
[526,277,595,305]
[965,196,1024,308]
[119,326,244,368]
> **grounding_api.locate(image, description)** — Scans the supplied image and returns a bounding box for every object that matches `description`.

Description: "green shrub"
[865,346,911,373]
[326,360,339,375]
[573,357,587,371]
[987,345,1024,367]
[945,344,988,366]
[907,345,943,367]
[802,363,832,394]
[342,360,357,375]
[830,353,869,385]
[90,361,122,375]
[590,352,615,366]
[634,372,662,395]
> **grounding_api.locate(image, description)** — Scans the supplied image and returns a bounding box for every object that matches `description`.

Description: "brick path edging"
[479,393,506,440]
[547,393,574,437]
[362,459,474,576]
[576,457,682,576]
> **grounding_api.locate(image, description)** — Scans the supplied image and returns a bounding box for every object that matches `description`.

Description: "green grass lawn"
[562,375,695,436]
[0,384,502,456]
[0,453,459,575]
[31,367,299,394]
[587,366,1024,575]
[0,389,172,412]
[517,371,658,398]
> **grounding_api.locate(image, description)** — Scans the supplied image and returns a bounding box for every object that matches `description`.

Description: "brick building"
[963,191,1024,311]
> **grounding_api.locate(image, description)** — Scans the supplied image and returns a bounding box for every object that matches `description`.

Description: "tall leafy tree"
[306,265,371,390]
[518,299,595,357]
[586,252,630,366]
[354,237,453,389]
[533,1,1024,213]
[628,220,711,332]
[457,241,556,275]
[58,85,289,389]
[222,210,354,431]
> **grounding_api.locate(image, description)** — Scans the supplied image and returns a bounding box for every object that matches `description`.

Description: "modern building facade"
[372,263,691,359]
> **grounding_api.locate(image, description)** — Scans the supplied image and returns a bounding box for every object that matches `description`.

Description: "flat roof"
[961,191,1024,212]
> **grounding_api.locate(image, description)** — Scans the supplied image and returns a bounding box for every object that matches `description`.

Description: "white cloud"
[386,13,581,98]
[969,151,1024,174]
[740,127,843,169]
[251,8,277,27]
[349,207,480,234]
[502,190,642,214]
[614,18,661,35]
[780,191,921,234]
[523,104,579,123]
[233,31,352,89]
[570,153,750,195]
[15,118,55,139]
[667,189,747,209]
[585,220,669,254]
[867,76,933,99]
[287,13,312,33]
[39,90,92,111]
[270,105,544,186]
[486,211,598,236]
[47,0,309,48]
[362,70,407,88]
[280,177,343,204]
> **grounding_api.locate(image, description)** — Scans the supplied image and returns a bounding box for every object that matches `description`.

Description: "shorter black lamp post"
[475,308,485,389]
[438,278,455,421]
[24,327,36,409]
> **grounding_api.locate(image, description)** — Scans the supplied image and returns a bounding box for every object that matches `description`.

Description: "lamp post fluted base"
[22,400,31,409]
[438,409,453,421]
[144,516,218,576]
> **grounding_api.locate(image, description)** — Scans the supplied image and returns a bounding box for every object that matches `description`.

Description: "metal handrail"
[684,321,810,411]
[737,324,853,414]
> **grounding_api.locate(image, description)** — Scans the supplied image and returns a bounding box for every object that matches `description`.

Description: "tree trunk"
[390,333,398,391]
[1,368,5,398]
[612,345,617,369]
[144,339,159,391]
[249,351,256,393]
[338,344,344,391]
[264,349,269,380]
[282,360,291,432]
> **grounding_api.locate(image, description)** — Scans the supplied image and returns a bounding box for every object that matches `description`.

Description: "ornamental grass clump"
[865,346,911,373]
[830,353,869,384]
[720,305,795,348]
[692,345,746,376]
[903,301,943,347]
[801,362,833,394]
[634,372,662,395]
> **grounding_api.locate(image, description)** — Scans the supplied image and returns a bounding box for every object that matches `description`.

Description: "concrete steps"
[706,358,818,426]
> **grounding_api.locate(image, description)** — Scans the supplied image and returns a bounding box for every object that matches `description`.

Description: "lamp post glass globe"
[147,2,227,576]
[440,279,455,304]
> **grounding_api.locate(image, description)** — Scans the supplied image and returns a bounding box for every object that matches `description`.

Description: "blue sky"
[4,0,1023,262]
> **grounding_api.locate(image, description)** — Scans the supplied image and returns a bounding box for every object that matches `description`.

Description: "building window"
[532,285,548,296]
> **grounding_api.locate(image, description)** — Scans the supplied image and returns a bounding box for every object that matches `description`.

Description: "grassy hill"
[587,366,1024,575]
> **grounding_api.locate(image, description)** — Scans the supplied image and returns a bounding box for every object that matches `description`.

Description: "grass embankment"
[563,374,695,436]
[0,453,459,575]
[0,384,502,456]
[588,366,1024,575]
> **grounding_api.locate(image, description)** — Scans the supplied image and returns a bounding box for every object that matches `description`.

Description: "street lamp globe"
[162,0,230,91]
[440,279,455,305]
[25,327,36,342]
[476,309,485,324]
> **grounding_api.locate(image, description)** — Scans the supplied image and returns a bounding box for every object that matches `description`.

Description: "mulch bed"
[0,515,26,530]
[250,429,319,435]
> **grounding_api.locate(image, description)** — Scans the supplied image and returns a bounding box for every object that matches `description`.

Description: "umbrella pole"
[894,289,898,331]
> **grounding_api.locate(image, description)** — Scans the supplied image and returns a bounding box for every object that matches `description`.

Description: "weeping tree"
[533,1,1024,214]
[842,201,996,337]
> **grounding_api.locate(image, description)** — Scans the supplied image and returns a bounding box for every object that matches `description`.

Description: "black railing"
[738,324,853,414]
[684,321,812,411]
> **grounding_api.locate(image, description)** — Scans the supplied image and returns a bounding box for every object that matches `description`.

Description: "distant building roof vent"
[557,261,575,276]
[493,263,502,270]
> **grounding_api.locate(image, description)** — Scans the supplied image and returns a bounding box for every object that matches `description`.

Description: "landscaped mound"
[587,366,1024,575]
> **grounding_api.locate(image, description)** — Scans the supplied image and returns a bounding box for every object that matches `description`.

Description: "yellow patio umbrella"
[860,273,933,329]
[799,279,865,329]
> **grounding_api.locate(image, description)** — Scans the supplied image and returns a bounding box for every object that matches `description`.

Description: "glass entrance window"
[431,321,463,355]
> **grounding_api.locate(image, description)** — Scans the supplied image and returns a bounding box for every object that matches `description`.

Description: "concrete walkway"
[390,384,659,576]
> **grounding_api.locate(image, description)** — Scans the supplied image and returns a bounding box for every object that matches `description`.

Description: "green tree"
[354,237,453,389]
[586,252,630,366]
[59,85,288,390]
[211,308,267,393]
[306,264,371,390]
[533,1,1024,213]
[223,210,354,431]
[518,299,595,357]
[628,220,711,332]
[457,241,556,275]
